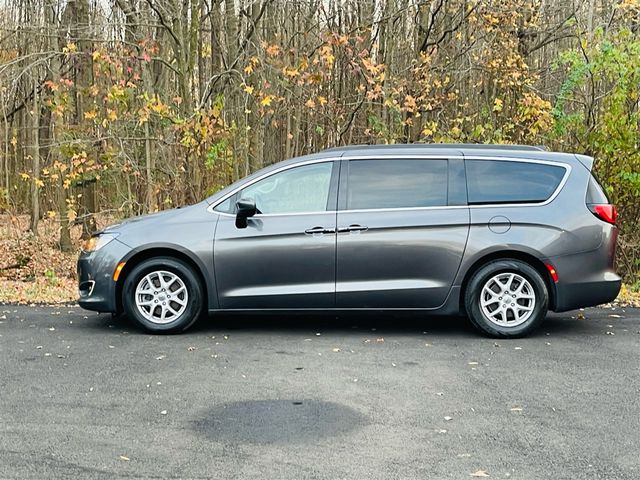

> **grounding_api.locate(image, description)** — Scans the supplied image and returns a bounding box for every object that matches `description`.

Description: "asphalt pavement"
[0,305,638,479]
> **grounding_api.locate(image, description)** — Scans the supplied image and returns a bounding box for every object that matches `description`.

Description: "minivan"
[78,144,621,337]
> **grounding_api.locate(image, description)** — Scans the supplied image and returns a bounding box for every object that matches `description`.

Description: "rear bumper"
[549,225,620,312]
[554,273,621,312]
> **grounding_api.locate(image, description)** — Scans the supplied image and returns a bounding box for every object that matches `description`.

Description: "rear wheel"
[122,257,203,333]
[464,259,548,338]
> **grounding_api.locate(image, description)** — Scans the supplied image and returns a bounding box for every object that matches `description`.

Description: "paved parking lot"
[0,305,638,479]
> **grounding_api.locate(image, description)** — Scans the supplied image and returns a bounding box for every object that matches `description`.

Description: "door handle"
[305,226,336,235]
[337,224,368,233]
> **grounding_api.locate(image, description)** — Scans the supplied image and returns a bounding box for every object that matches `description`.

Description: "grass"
[0,277,77,305]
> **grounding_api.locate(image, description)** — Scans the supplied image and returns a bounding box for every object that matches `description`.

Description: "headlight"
[82,233,118,253]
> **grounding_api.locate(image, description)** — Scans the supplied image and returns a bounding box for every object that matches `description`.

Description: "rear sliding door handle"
[337,224,368,233]
[305,226,336,235]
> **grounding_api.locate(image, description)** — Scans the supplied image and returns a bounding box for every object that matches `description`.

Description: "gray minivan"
[78,144,621,337]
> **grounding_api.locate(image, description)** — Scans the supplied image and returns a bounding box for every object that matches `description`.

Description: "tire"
[464,259,548,338]
[122,257,204,334]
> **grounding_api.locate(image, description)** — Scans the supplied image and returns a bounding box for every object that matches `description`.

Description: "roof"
[318,143,585,165]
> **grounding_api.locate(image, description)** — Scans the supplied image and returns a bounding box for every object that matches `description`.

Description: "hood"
[101,203,201,234]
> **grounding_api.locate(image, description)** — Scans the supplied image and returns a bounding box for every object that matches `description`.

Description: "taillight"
[588,204,617,225]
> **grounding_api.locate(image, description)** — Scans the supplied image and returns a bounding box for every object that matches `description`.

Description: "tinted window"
[466,160,565,205]
[240,162,333,214]
[346,159,448,210]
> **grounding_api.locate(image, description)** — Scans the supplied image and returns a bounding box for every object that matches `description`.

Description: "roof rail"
[323,143,547,152]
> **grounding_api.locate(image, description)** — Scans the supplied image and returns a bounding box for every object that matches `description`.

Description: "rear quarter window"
[466,159,566,205]
[586,173,609,204]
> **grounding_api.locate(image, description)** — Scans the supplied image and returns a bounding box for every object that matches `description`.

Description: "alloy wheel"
[134,270,189,324]
[479,272,536,327]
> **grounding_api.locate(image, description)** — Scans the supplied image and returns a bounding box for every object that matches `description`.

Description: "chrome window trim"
[215,210,338,218]
[208,153,572,216]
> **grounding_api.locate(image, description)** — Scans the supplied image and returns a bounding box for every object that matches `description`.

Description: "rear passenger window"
[346,159,448,210]
[466,160,565,205]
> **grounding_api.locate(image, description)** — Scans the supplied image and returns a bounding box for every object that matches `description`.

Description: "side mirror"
[235,198,256,228]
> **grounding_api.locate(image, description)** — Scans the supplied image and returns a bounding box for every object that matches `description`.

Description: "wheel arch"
[459,250,557,313]
[115,244,211,313]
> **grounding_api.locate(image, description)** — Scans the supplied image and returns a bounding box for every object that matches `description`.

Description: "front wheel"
[122,257,203,333]
[464,259,548,338]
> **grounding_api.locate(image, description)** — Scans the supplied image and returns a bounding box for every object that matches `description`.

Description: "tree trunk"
[29,77,40,235]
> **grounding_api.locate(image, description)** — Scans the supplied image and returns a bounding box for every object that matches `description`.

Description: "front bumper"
[77,238,130,313]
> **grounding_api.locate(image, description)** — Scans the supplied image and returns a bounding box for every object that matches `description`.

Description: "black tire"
[122,257,204,334]
[464,259,548,338]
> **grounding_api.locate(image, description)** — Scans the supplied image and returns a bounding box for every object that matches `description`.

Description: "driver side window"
[240,162,333,215]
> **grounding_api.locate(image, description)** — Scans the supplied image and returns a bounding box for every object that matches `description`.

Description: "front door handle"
[305,226,336,235]
[337,224,368,233]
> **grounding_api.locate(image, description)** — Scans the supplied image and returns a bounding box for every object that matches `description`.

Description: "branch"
[199,0,273,108]
[144,0,182,48]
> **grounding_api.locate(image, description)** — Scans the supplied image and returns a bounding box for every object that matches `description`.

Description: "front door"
[213,161,338,309]
[336,158,469,308]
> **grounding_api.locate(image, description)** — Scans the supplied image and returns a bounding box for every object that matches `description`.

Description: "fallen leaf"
[470,470,489,477]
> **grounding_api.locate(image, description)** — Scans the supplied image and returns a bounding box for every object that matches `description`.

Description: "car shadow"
[86,309,589,339]
[194,311,479,337]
